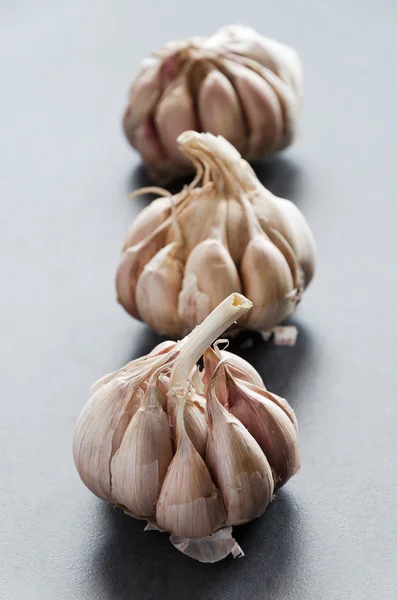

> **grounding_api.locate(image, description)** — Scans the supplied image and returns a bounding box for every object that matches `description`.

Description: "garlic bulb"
[73,293,301,562]
[116,131,316,337]
[123,25,302,182]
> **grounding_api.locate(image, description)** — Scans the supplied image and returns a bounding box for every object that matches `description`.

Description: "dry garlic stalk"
[123,25,302,182]
[73,294,300,563]
[116,131,316,337]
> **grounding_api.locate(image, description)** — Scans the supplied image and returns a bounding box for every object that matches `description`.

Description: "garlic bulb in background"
[73,294,300,562]
[123,24,302,182]
[116,131,316,337]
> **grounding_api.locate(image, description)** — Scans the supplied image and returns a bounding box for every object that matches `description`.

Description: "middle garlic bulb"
[116,131,316,337]
[73,294,300,563]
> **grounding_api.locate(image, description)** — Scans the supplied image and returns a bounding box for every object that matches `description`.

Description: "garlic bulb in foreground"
[116,131,316,337]
[123,24,302,182]
[73,294,300,563]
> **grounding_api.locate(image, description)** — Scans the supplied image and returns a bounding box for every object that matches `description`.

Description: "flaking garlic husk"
[123,25,302,182]
[73,294,300,563]
[116,131,316,338]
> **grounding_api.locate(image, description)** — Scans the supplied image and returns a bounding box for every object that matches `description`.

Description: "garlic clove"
[241,380,298,433]
[202,346,229,406]
[123,196,172,252]
[73,377,145,502]
[250,185,316,289]
[116,223,169,320]
[230,54,299,150]
[257,224,305,294]
[181,392,208,457]
[259,36,303,96]
[190,365,204,395]
[225,197,251,265]
[111,380,173,519]
[226,374,300,490]
[135,242,185,337]
[223,59,283,158]
[207,25,279,74]
[158,53,183,90]
[257,66,299,150]
[198,69,246,153]
[205,369,274,525]
[129,118,169,181]
[167,390,208,457]
[122,60,173,181]
[131,120,190,182]
[178,239,242,329]
[240,235,296,331]
[170,526,244,563]
[215,25,302,95]
[156,391,226,538]
[155,80,197,166]
[115,246,147,320]
[276,199,316,287]
[123,61,161,142]
[177,273,210,334]
[159,372,207,456]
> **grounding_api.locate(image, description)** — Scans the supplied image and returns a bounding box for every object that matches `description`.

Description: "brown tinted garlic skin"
[123,25,302,182]
[116,131,316,337]
[73,294,301,563]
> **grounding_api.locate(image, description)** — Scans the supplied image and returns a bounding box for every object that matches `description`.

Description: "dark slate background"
[1,1,396,598]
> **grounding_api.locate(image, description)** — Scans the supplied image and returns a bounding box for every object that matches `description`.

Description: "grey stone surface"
[1,1,396,598]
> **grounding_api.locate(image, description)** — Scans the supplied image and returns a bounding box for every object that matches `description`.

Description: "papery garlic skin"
[117,132,316,337]
[123,25,302,182]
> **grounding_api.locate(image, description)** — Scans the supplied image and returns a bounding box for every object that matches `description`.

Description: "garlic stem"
[170,293,252,388]
[178,132,254,198]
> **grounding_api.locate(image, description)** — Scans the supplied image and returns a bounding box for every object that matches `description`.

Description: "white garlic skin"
[116,131,316,338]
[123,25,302,182]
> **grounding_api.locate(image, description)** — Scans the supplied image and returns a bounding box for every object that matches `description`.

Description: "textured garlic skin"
[116,131,316,337]
[123,25,302,182]
[73,294,301,563]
